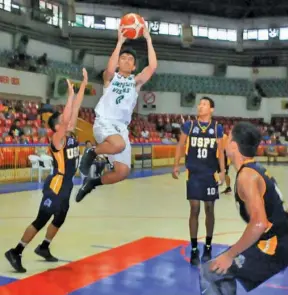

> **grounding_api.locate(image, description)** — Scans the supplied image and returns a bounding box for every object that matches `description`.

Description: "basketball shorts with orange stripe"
[40,175,73,215]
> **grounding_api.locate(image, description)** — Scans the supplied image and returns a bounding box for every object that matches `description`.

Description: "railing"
[0,143,287,183]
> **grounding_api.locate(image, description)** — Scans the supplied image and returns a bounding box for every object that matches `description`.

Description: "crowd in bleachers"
[0,98,287,147]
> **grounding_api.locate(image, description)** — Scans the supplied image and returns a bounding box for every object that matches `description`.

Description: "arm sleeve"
[181,121,192,135]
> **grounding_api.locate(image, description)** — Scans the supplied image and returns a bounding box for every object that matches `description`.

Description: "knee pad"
[32,211,51,231]
[52,209,69,228]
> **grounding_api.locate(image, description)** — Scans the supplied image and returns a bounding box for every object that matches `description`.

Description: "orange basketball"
[120,13,145,39]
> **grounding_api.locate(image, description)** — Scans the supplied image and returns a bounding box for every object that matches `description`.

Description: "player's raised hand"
[142,21,151,41]
[66,79,74,96]
[172,166,180,179]
[82,68,88,85]
[118,26,127,44]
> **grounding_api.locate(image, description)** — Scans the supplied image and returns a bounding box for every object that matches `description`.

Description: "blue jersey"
[45,134,80,196]
[182,119,223,174]
[235,160,288,240]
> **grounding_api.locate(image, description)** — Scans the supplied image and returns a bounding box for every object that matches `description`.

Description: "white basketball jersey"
[94,73,138,125]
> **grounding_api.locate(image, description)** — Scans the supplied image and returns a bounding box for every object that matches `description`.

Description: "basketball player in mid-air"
[173,97,225,265]
[5,69,88,273]
[220,133,232,194]
[76,23,157,202]
[200,122,288,295]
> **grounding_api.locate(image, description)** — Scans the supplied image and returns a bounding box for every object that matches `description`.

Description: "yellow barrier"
[0,144,287,183]
[0,145,85,183]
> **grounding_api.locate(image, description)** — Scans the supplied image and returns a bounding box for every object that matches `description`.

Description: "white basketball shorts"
[93,118,131,168]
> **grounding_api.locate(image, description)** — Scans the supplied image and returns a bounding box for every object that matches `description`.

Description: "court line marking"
[1,236,287,292]
[0,237,185,295]
[90,245,113,249]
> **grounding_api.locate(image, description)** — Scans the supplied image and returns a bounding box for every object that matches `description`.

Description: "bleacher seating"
[2,49,288,98]
[143,74,254,96]
[256,79,288,97]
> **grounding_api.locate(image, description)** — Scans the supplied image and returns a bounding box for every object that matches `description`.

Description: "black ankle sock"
[191,238,198,250]
[92,176,103,187]
[206,236,212,247]
[14,242,26,255]
[40,239,50,249]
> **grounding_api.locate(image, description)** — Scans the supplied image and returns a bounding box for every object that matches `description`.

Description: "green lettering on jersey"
[116,95,124,104]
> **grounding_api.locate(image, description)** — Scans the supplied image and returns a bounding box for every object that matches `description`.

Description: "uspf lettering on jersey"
[190,137,216,149]
[66,146,80,159]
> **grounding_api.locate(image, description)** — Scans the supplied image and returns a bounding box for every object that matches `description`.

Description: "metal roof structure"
[76,0,288,18]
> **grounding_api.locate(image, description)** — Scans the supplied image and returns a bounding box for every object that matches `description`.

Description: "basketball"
[120,13,145,39]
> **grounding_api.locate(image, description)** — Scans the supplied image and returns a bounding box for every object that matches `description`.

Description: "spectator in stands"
[130,126,139,138]
[171,118,181,130]
[9,119,23,138]
[276,136,281,144]
[171,118,181,141]
[141,127,149,139]
[38,120,47,137]
[23,119,33,136]
[164,119,172,133]
[14,101,24,113]
[36,137,48,156]
[20,135,29,144]
[5,107,15,120]
[156,117,164,132]
[0,101,5,119]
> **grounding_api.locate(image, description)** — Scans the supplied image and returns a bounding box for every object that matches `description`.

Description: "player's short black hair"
[231,122,262,157]
[200,96,215,108]
[48,111,61,132]
[119,47,137,64]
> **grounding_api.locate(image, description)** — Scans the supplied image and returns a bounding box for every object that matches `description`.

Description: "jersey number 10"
[197,148,208,159]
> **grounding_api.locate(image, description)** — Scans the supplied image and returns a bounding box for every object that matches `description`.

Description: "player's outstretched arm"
[52,79,75,150]
[103,26,127,84]
[225,168,269,259]
[68,68,88,131]
[172,131,188,179]
[135,23,157,90]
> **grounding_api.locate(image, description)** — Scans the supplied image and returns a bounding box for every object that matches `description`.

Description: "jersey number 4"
[116,95,124,105]
[197,148,208,159]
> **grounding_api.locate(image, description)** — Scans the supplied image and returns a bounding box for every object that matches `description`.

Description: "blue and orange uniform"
[181,119,223,201]
[231,160,288,291]
[41,134,80,214]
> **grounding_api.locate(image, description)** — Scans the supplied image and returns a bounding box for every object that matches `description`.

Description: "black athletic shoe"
[94,157,106,175]
[221,187,232,194]
[190,248,200,266]
[75,177,98,203]
[5,249,27,273]
[201,245,212,263]
[79,148,97,176]
[34,245,58,262]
